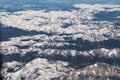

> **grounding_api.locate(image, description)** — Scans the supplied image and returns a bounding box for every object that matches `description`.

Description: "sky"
[0,0,120,5]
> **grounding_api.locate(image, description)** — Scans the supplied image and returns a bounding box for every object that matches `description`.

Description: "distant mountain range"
[0,0,120,5]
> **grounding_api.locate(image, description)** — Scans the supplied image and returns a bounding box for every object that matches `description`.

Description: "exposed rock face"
[0,4,120,80]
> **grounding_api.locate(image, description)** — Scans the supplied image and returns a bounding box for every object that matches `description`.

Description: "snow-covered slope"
[0,4,120,80]
[53,62,120,80]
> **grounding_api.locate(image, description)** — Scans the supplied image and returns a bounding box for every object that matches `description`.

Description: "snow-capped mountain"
[0,2,120,80]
